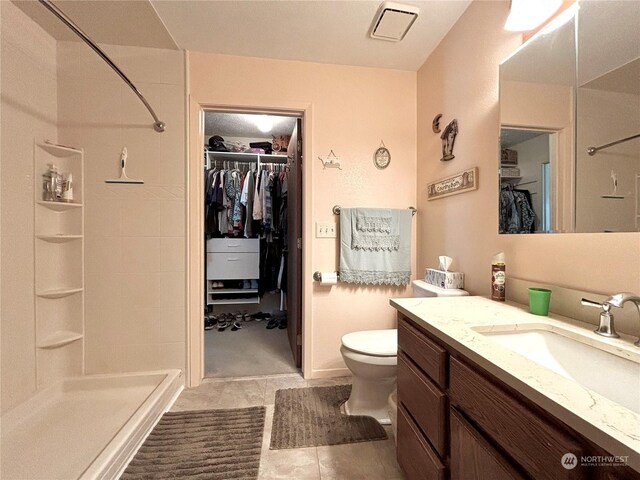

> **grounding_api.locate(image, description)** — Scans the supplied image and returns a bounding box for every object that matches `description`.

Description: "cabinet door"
[450,408,525,480]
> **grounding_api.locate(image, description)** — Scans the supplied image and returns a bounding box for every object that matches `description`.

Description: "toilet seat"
[341,330,397,357]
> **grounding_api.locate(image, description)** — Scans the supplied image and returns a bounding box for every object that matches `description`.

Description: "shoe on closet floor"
[266,318,279,329]
[249,312,271,322]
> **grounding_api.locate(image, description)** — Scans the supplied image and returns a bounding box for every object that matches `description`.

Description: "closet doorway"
[202,111,303,378]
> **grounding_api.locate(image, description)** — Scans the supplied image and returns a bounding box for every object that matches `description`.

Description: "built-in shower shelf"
[36,234,83,243]
[37,331,83,349]
[37,201,84,211]
[36,287,84,299]
[40,141,83,157]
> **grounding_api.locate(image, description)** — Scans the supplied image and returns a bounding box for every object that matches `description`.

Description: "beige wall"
[57,42,187,374]
[575,88,639,232]
[189,52,417,377]
[1,1,59,413]
[416,1,640,332]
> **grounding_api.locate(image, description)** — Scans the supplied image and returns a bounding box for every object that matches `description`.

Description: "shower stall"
[1,1,187,478]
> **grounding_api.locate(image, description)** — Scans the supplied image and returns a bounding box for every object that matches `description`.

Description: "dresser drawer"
[449,357,584,480]
[398,316,447,388]
[206,252,259,279]
[398,352,447,457]
[397,404,446,480]
[206,238,259,253]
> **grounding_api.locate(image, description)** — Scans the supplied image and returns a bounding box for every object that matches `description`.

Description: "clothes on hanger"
[204,158,290,297]
[500,184,535,233]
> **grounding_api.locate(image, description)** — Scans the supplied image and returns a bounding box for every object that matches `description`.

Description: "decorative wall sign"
[374,140,391,169]
[318,150,342,169]
[440,119,458,161]
[432,113,442,133]
[427,167,478,201]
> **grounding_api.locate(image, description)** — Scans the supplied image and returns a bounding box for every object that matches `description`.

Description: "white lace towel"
[340,208,412,286]
[352,208,399,251]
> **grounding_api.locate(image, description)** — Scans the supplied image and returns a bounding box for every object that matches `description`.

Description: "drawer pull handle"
[227,258,240,261]
[227,244,240,247]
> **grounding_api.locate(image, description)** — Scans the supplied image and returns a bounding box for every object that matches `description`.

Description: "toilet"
[340,280,468,425]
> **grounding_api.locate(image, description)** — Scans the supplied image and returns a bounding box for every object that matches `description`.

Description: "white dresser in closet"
[206,238,259,305]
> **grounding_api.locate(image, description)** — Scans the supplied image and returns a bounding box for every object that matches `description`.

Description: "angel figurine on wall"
[440,119,458,161]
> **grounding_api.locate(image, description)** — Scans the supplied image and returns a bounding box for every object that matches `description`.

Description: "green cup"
[529,288,552,316]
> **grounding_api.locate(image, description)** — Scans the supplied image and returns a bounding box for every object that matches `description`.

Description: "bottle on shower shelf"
[61,173,74,203]
[42,163,60,202]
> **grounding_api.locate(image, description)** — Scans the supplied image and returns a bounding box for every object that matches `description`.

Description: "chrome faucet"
[582,292,640,346]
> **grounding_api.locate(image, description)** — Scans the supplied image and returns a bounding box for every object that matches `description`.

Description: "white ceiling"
[151,0,472,71]
[205,112,298,138]
[12,0,178,50]
[13,0,470,71]
[501,128,548,148]
[500,15,576,87]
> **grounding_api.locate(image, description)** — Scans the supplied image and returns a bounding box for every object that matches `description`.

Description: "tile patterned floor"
[171,373,405,480]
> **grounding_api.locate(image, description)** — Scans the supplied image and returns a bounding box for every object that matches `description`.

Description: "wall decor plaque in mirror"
[499,1,640,234]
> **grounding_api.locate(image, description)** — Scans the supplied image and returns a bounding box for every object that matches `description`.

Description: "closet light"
[504,0,562,32]
[255,115,273,133]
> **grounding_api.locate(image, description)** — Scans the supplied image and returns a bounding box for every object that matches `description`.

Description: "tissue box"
[425,268,464,289]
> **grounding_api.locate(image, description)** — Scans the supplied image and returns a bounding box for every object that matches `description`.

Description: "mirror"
[499,1,640,234]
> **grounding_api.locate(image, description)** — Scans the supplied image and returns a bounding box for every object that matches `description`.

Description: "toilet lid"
[341,329,397,357]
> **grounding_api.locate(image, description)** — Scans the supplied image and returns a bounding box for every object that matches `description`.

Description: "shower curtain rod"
[38,0,166,133]
[587,133,639,156]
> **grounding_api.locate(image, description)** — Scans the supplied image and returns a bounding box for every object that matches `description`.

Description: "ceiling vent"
[369,2,420,42]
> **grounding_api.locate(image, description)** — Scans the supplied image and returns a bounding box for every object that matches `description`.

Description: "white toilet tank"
[411,279,468,297]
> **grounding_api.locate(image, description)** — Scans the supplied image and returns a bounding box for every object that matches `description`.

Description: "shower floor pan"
[1,370,183,480]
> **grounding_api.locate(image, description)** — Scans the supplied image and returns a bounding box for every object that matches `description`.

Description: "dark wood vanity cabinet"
[396,313,640,480]
[450,407,524,480]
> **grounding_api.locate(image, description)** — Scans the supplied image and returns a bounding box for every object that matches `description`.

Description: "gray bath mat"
[270,384,387,449]
[121,406,265,480]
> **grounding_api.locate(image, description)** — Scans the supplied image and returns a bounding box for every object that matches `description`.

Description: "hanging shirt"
[241,171,255,237]
[253,169,263,220]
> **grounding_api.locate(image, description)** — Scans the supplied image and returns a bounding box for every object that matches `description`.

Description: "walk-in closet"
[203,111,303,378]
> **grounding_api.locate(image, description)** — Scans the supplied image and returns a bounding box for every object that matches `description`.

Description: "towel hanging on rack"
[339,208,412,286]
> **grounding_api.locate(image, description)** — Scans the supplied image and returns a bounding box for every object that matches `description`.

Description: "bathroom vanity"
[391,297,640,480]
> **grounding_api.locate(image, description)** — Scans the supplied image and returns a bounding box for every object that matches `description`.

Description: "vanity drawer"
[206,252,259,280]
[450,407,525,480]
[449,357,584,480]
[398,352,447,457]
[206,238,259,253]
[397,404,446,480]
[398,316,447,388]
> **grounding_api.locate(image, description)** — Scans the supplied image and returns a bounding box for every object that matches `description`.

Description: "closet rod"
[332,205,417,216]
[38,0,166,133]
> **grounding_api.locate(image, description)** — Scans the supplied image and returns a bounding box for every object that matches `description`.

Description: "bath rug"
[270,384,387,449]
[121,406,265,480]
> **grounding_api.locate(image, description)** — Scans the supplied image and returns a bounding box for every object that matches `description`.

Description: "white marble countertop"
[390,296,640,472]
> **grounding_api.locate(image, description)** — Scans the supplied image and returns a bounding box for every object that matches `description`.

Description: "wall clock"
[374,142,391,169]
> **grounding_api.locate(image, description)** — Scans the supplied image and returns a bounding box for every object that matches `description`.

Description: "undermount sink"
[480,327,640,414]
